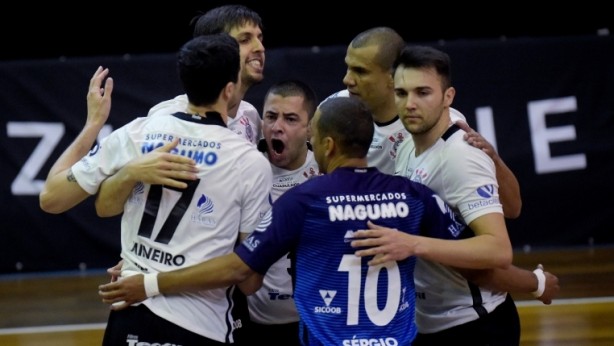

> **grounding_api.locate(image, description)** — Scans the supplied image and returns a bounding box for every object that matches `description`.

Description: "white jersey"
[395,123,506,333]
[248,147,320,324]
[148,94,263,145]
[323,90,465,175]
[72,111,272,342]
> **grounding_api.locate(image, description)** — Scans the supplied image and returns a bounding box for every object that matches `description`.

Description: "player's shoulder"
[148,94,188,117]
[237,100,259,116]
[449,107,467,122]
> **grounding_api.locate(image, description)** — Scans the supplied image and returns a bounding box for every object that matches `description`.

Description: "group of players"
[39,5,559,346]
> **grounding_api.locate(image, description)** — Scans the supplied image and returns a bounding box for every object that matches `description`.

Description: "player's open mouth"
[272,139,285,155]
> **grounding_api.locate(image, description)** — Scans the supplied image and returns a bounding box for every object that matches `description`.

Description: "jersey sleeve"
[147,94,188,117]
[441,137,502,225]
[416,184,467,240]
[70,123,137,195]
[235,189,305,274]
[238,151,273,235]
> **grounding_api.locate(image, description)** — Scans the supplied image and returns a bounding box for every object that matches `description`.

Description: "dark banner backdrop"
[1,35,612,273]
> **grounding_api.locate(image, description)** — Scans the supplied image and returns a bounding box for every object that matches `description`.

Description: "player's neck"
[228,101,240,119]
[277,147,309,172]
[329,157,368,172]
[372,99,398,124]
[187,103,229,124]
[414,112,452,156]
[228,87,249,119]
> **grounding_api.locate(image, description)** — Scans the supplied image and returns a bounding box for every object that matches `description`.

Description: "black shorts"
[242,320,300,346]
[413,294,520,346]
[102,304,230,346]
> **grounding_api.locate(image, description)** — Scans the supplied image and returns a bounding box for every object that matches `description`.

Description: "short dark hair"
[177,34,240,106]
[351,27,405,72]
[265,80,318,120]
[394,45,452,90]
[317,97,374,158]
[191,5,263,37]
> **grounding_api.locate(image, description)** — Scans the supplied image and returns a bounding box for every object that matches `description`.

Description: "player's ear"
[444,86,455,107]
[324,136,335,157]
[223,81,235,101]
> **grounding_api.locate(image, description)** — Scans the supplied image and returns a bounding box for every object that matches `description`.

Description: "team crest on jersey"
[388,132,406,159]
[412,168,428,184]
[238,116,255,143]
[302,167,319,179]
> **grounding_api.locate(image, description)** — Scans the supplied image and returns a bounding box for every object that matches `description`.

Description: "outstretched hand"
[86,66,113,129]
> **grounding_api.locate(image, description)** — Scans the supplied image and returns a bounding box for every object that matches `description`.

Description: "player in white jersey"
[39,4,266,217]
[43,34,272,345]
[356,44,559,344]
[99,7,267,343]
[245,80,319,344]
[323,27,471,175]
[146,5,265,146]
[325,90,465,174]
[327,31,559,323]
[102,80,318,344]
[149,96,262,145]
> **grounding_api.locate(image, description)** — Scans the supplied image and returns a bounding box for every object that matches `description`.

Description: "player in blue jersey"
[41,34,272,345]
[98,97,516,345]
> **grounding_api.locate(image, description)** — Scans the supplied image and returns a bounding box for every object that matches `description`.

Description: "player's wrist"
[531,266,546,298]
[144,273,160,297]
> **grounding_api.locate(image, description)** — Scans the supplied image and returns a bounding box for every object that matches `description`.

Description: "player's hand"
[455,120,498,161]
[123,138,198,189]
[351,221,414,265]
[107,259,123,283]
[99,274,147,310]
[86,66,113,129]
[536,264,560,305]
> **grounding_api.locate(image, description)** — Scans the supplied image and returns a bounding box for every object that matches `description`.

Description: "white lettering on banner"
[7,121,113,196]
[475,106,498,152]
[528,96,586,174]
[7,95,587,198]
[8,122,63,195]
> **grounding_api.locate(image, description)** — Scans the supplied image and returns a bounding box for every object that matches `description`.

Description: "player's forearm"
[238,273,264,295]
[416,235,512,269]
[95,166,137,217]
[47,123,104,178]
[494,156,522,219]
[458,265,537,292]
[40,125,102,213]
[157,253,253,294]
[39,169,90,214]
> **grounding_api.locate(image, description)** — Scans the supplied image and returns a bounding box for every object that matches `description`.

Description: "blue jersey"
[235,167,465,345]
